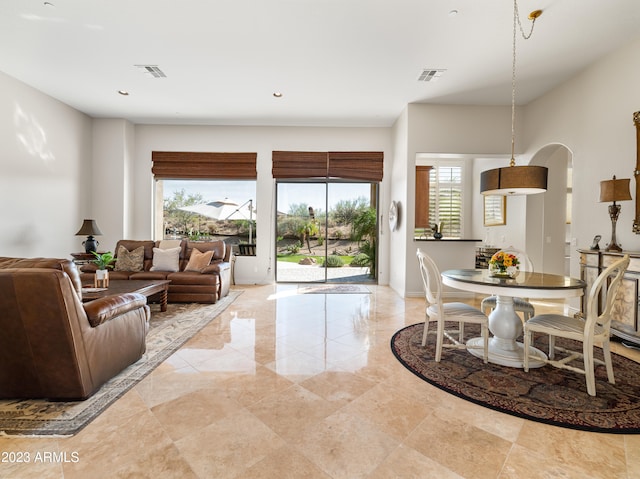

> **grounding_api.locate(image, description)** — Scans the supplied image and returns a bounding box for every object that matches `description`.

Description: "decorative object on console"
[600,175,632,252]
[75,219,103,253]
[480,1,548,196]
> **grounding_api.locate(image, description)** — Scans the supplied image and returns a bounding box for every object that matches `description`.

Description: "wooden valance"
[272,151,383,181]
[152,151,257,179]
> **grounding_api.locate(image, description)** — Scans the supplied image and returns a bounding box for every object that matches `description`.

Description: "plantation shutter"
[272,151,383,181]
[429,165,463,238]
[152,152,257,179]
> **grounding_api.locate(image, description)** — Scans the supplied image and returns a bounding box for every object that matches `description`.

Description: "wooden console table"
[579,249,640,346]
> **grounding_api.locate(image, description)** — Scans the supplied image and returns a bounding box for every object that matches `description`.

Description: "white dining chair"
[523,254,629,396]
[481,248,536,322]
[417,249,489,363]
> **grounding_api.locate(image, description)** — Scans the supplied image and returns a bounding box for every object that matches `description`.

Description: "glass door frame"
[275,179,379,284]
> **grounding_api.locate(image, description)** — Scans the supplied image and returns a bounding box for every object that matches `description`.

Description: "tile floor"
[2,284,640,478]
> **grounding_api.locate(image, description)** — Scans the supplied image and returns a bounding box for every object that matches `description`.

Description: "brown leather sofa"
[80,239,232,303]
[0,257,150,400]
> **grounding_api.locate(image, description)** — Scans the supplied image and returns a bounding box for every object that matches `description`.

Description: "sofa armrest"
[84,293,148,327]
[200,263,221,274]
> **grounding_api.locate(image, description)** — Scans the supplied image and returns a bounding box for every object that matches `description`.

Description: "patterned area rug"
[391,322,640,434]
[0,291,242,437]
[298,284,370,294]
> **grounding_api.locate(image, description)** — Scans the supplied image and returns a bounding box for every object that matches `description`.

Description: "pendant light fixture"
[480,1,548,196]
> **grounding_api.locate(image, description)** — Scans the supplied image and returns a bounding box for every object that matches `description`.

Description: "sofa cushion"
[115,245,145,272]
[150,247,181,272]
[184,248,213,272]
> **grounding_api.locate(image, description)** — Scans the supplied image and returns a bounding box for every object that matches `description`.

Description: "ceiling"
[1,0,639,127]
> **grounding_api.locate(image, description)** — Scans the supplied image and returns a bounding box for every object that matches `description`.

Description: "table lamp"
[75,219,103,253]
[599,175,632,252]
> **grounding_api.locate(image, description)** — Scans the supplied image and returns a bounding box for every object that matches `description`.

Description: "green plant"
[297,220,319,253]
[352,207,378,276]
[92,251,115,270]
[350,253,370,266]
[323,255,344,267]
[286,242,301,254]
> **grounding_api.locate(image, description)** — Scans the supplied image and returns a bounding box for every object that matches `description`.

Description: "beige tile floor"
[2,284,640,478]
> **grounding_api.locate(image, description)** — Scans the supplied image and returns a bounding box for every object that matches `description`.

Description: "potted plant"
[91,251,115,287]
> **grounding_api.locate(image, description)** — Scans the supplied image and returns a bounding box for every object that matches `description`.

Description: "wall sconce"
[75,219,103,253]
[600,176,632,252]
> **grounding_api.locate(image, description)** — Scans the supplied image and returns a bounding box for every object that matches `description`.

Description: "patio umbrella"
[180,198,256,242]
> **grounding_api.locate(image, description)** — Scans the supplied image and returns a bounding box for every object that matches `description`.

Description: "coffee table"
[82,279,171,312]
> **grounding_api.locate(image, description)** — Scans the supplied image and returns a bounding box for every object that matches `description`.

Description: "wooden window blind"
[151,151,257,179]
[271,151,328,179]
[272,151,383,181]
[327,151,384,181]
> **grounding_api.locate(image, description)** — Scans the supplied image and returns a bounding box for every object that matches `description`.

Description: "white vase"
[95,269,109,287]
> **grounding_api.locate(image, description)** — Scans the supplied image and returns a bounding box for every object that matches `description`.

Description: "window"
[155,179,257,246]
[415,160,464,239]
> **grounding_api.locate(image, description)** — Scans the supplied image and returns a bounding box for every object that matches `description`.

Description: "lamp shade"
[480,165,548,196]
[599,176,631,203]
[75,219,103,236]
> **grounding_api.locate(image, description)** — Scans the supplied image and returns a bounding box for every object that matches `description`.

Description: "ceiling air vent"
[417,69,445,82]
[135,65,167,78]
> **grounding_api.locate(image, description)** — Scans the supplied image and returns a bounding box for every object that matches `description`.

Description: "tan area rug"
[0,291,242,437]
[298,284,370,294]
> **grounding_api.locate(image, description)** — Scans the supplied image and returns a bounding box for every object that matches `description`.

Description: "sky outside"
[164,180,372,215]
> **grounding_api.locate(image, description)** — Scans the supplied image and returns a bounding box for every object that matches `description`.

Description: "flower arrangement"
[488,251,520,278]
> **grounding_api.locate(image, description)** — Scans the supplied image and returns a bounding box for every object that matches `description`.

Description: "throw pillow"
[158,239,182,250]
[114,245,145,272]
[150,247,181,272]
[184,248,213,272]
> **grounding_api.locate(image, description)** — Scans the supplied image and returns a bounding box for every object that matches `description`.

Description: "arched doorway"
[526,144,573,276]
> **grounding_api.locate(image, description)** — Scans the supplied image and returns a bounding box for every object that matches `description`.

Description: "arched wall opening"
[526,143,573,275]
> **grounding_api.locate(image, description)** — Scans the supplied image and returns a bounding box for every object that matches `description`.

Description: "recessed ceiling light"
[117,90,129,96]
[44,2,55,6]
[449,9,459,17]
[273,92,283,98]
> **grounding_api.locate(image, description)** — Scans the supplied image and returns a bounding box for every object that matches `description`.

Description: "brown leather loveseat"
[0,257,150,400]
[80,239,232,303]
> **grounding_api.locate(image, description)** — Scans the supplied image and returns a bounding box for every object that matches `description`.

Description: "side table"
[71,252,101,267]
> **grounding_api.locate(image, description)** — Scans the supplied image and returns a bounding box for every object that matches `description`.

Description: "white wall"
[0,71,92,258]
[388,107,409,296]
[523,35,640,278]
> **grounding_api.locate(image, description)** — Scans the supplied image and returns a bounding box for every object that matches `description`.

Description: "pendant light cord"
[511,0,540,167]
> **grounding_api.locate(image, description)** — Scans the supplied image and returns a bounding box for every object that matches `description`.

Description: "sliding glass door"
[275,180,377,283]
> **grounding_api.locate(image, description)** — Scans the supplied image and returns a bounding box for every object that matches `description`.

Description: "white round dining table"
[441,269,586,368]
